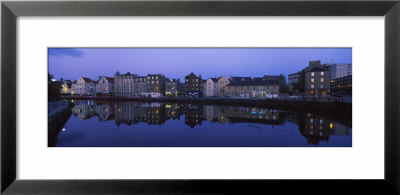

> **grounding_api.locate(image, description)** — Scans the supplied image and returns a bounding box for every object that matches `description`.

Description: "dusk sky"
[48,48,352,81]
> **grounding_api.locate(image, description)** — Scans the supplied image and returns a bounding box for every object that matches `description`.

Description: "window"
[311,78,315,83]
[311,72,314,76]
[320,84,324,88]
[320,78,324,82]
[311,84,314,89]
[321,72,324,76]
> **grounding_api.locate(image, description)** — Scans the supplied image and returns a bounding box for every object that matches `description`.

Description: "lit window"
[321,72,324,76]
[320,78,324,82]
[311,72,314,76]
[311,84,314,89]
[311,78,314,83]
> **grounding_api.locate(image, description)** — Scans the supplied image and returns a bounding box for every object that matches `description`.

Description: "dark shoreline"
[63,96,352,120]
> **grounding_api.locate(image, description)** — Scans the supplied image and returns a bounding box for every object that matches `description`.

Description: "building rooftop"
[227,80,277,86]
[308,67,328,72]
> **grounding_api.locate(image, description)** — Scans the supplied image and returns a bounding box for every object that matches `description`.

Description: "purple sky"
[48,48,351,81]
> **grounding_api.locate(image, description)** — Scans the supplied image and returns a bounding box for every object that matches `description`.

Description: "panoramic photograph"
[48,48,352,147]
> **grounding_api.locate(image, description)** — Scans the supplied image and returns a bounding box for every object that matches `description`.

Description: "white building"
[72,77,96,95]
[205,78,218,96]
[328,63,352,79]
[96,76,114,96]
[217,76,230,96]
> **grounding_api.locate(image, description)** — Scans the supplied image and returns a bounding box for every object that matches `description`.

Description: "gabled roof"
[81,77,94,83]
[207,78,218,82]
[104,77,114,83]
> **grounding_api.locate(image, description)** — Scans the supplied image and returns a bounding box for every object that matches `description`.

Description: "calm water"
[50,100,352,147]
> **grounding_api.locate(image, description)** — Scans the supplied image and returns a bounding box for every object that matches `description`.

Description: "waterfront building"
[217,76,230,96]
[165,79,183,97]
[185,72,203,97]
[60,80,72,95]
[330,75,352,96]
[328,63,352,79]
[229,76,252,83]
[146,74,165,98]
[72,77,96,95]
[224,80,279,98]
[288,72,303,92]
[289,60,330,93]
[205,78,218,97]
[134,76,148,96]
[96,76,114,96]
[262,74,287,92]
[305,65,331,96]
[114,71,138,98]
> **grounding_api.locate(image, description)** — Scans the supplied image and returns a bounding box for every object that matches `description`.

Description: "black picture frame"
[2,0,400,194]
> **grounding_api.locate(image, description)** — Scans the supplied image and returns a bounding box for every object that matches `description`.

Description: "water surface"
[50,100,352,147]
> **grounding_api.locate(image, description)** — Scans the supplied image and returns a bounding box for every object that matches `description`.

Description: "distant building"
[305,66,331,96]
[328,63,352,79]
[330,75,352,96]
[217,76,230,96]
[165,79,183,97]
[146,74,165,98]
[73,77,96,95]
[224,80,279,98]
[205,78,218,97]
[185,72,203,97]
[96,76,114,96]
[114,71,138,97]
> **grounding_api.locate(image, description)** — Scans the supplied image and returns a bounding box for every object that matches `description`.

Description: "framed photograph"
[2,0,400,194]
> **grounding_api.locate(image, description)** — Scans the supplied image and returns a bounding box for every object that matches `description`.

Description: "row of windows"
[311,72,325,76]
[310,84,325,89]
[311,78,325,83]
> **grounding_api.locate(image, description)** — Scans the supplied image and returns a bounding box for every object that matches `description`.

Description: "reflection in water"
[54,100,351,147]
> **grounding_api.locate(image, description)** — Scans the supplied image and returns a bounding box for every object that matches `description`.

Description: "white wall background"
[17,17,384,179]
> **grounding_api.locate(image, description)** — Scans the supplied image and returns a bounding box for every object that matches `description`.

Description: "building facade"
[330,75,352,96]
[224,80,279,98]
[288,72,302,92]
[328,63,352,79]
[72,77,96,95]
[261,74,287,92]
[217,76,230,96]
[146,74,165,97]
[165,79,183,97]
[185,72,203,97]
[305,66,331,96]
[205,78,218,97]
[114,71,138,98]
[134,76,148,96]
[96,76,114,96]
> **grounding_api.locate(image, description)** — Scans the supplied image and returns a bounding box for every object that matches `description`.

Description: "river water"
[50,100,352,147]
